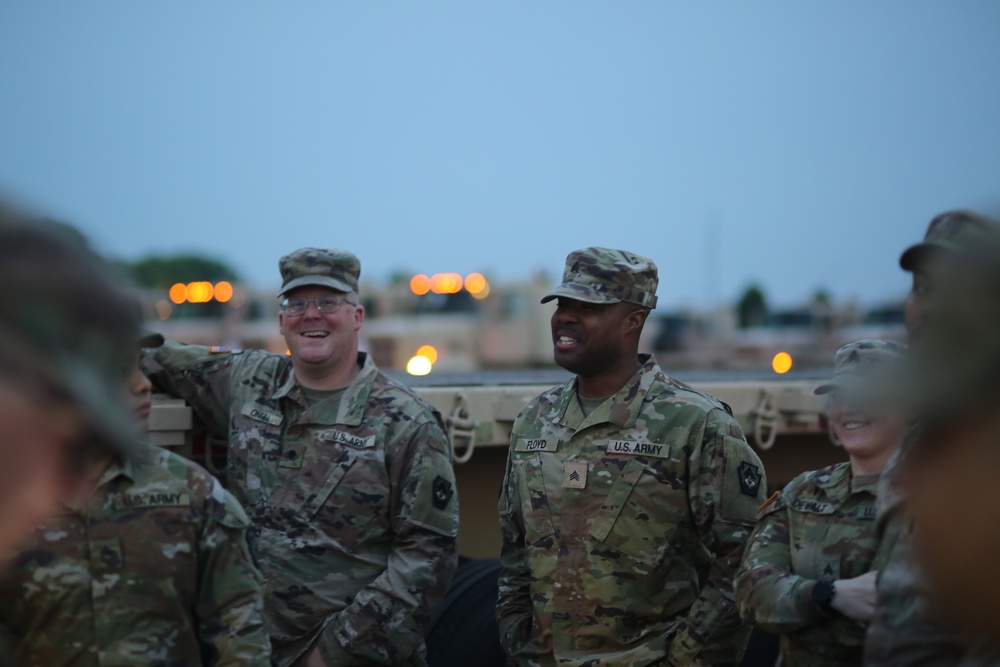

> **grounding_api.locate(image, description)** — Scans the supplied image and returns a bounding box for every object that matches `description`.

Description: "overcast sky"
[2,2,998,310]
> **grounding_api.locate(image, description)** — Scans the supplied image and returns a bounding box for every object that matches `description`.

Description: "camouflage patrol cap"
[541,247,658,309]
[0,204,142,456]
[278,247,360,297]
[900,210,1000,272]
[905,225,1000,419]
[815,338,907,396]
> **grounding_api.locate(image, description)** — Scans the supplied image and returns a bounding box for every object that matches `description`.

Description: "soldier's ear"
[352,303,365,332]
[623,306,648,334]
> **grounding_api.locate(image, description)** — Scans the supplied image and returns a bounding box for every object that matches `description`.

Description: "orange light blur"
[214,281,234,303]
[169,283,188,304]
[416,344,439,364]
[772,352,793,374]
[471,283,491,300]
[187,281,214,303]
[410,274,431,295]
[430,273,448,294]
[464,272,487,294]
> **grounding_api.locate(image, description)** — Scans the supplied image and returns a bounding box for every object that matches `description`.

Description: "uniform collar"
[551,354,661,433]
[273,352,378,426]
[813,463,852,491]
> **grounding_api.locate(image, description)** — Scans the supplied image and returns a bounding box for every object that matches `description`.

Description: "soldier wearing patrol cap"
[497,247,768,666]
[865,210,1000,665]
[736,339,907,667]
[143,248,459,666]
[0,203,141,561]
[0,328,273,665]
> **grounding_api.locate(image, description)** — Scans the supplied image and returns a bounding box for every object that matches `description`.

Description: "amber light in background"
[410,274,431,295]
[772,352,793,374]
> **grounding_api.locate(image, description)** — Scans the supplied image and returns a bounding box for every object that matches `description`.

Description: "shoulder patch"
[432,475,454,510]
[738,460,763,497]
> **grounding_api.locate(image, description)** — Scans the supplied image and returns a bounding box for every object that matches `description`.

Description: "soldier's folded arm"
[496,455,534,656]
[669,408,767,667]
[194,480,272,665]
[142,340,237,435]
[314,420,459,666]
[733,496,827,636]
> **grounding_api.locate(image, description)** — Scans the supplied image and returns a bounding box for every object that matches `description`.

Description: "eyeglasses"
[280,295,356,317]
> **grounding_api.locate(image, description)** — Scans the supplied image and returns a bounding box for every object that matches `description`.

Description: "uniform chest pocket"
[518,453,556,544]
[296,441,388,544]
[98,507,199,582]
[232,404,285,503]
[589,457,685,567]
[788,500,844,580]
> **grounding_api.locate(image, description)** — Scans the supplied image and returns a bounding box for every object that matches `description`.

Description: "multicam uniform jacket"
[735,462,882,666]
[0,443,270,667]
[143,344,459,666]
[497,355,767,667]
[864,446,1000,667]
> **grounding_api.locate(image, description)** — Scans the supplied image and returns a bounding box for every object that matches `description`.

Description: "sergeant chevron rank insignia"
[562,461,587,489]
[738,461,762,496]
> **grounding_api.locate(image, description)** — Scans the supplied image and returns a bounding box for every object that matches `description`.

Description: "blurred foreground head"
[898,209,1000,647]
[0,201,140,558]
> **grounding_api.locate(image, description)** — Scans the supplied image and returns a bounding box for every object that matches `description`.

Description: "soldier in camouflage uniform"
[865,211,1000,667]
[735,339,907,666]
[497,247,767,667]
[0,206,141,562]
[0,207,144,667]
[864,211,1000,666]
[899,212,1000,654]
[0,331,272,666]
[143,248,459,666]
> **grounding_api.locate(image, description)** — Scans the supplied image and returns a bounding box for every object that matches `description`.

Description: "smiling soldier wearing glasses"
[143,248,459,667]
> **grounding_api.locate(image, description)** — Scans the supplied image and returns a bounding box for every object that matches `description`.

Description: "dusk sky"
[2,2,998,311]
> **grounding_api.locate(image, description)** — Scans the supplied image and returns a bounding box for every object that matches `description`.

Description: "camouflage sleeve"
[315,420,459,666]
[496,446,533,656]
[733,493,826,636]
[668,408,767,667]
[142,340,237,437]
[195,481,272,666]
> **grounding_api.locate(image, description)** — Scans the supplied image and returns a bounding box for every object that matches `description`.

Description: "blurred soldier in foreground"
[497,247,767,666]
[865,210,1000,665]
[0,329,272,665]
[0,204,139,561]
[896,212,1000,654]
[143,248,459,666]
[736,339,906,666]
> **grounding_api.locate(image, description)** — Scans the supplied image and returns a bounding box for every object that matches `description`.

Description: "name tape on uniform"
[319,430,376,449]
[605,440,669,458]
[241,403,283,426]
[515,438,559,453]
[116,492,191,510]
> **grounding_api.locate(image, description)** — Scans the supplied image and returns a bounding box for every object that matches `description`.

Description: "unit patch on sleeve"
[738,461,763,497]
[432,476,454,510]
